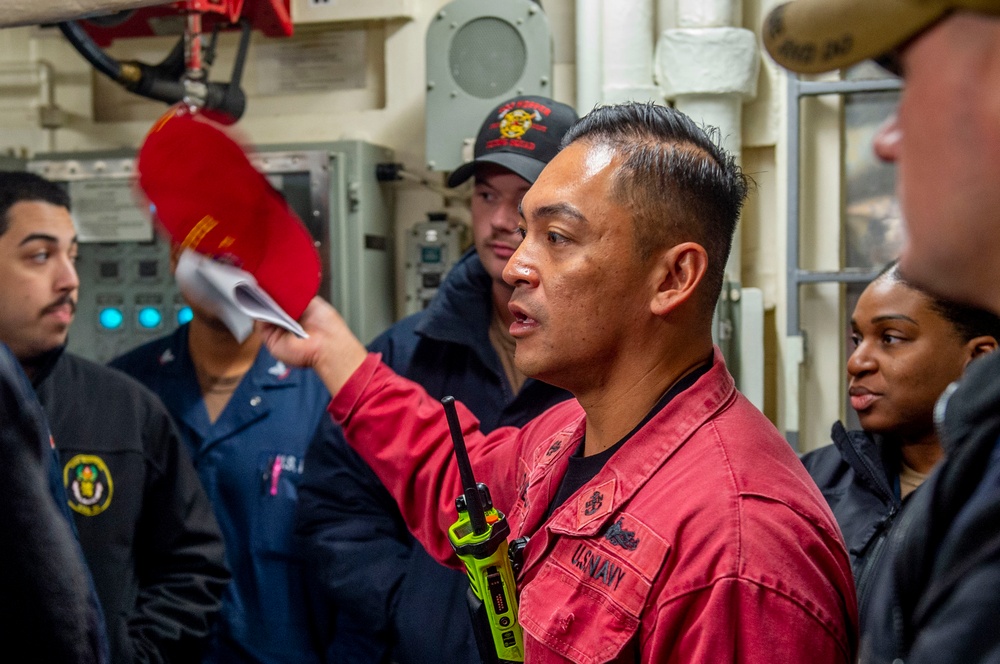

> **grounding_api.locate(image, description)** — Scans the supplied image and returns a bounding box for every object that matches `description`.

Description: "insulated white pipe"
[0,61,54,109]
[657,0,764,406]
[575,0,603,114]
[656,10,757,282]
[0,60,64,150]
[600,0,660,104]
[677,0,739,28]
[673,94,742,156]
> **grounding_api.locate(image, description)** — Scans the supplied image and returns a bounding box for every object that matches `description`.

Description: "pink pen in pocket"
[269,455,282,496]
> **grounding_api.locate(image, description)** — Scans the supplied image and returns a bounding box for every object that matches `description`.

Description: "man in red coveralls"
[263,101,858,663]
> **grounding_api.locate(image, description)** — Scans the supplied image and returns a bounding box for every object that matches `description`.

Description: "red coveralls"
[330,349,858,663]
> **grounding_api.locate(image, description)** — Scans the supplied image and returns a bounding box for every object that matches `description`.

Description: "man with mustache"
[267,102,857,662]
[0,171,229,664]
[295,95,577,663]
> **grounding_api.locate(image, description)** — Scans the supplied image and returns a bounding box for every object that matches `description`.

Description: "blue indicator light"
[99,307,124,330]
[137,307,162,329]
[177,306,193,325]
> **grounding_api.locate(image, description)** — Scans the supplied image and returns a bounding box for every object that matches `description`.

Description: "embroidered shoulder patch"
[64,454,114,516]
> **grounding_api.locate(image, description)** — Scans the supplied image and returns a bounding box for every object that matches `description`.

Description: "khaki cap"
[762,0,1000,74]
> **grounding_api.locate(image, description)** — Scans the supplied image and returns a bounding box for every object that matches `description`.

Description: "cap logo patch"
[181,214,218,251]
[500,108,539,140]
[485,99,555,152]
[822,34,854,63]
[764,4,786,40]
[766,4,854,69]
[64,454,114,517]
[774,32,855,67]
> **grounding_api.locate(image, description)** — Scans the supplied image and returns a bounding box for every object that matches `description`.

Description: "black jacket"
[801,422,902,626]
[34,349,230,664]
[0,342,108,664]
[860,351,1000,663]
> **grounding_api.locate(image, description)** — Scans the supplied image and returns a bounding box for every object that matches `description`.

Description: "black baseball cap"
[447,95,579,188]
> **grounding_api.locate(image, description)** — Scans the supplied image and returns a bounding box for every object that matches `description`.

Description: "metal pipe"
[601,0,659,103]
[0,60,62,150]
[657,0,763,415]
[677,0,739,28]
[185,11,204,78]
[575,0,603,112]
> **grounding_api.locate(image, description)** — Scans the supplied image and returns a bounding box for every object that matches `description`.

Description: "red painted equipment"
[59,0,294,121]
[79,0,292,48]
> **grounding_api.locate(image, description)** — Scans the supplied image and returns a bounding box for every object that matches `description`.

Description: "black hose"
[146,36,187,82]
[56,18,250,122]
[58,21,121,81]
[228,20,251,90]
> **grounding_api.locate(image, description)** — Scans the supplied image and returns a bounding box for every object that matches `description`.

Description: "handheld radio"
[442,396,525,664]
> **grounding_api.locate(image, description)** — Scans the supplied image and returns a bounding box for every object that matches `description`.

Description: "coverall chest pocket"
[518,519,670,664]
[254,451,304,557]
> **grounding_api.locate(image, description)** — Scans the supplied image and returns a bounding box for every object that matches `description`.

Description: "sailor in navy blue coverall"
[112,323,345,664]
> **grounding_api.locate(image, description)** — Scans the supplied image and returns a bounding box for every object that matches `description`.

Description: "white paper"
[175,250,308,343]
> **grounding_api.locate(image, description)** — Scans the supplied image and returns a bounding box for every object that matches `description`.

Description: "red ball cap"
[137,108,321,320]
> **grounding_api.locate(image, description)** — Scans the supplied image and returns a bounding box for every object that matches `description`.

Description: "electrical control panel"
[28,140,396,363]
[404,214,470,315]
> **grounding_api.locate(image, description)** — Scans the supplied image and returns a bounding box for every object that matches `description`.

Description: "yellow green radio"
[442,396,524,664]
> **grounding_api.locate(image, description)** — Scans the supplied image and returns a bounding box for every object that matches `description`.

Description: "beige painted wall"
[0,0,856,451]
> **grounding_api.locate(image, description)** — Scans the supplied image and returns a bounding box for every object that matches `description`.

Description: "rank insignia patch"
[584,491,604,515]
[577,478,615,525]
[64,454,113,516]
